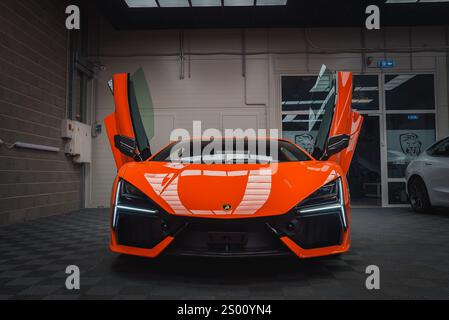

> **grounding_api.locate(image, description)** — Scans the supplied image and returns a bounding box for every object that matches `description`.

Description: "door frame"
[353,112,384,207]
[381,71,438,207]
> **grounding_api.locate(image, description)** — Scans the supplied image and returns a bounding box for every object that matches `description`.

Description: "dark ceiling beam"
[99,0,449,30]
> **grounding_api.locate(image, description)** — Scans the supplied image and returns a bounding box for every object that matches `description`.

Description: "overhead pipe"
[179,30,185,80]
[304,28,449,53]
[89,46,449,59]
[89,27,449,60]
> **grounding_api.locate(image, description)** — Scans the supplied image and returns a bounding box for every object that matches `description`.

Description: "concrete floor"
[0,207,449,300]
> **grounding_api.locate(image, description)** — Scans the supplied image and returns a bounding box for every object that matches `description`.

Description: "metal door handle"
[425,162,433,166]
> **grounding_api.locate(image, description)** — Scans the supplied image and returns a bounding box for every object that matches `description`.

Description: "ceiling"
[92,0,449,30]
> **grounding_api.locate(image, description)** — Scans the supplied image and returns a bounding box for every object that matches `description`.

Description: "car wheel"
[408,177,432,213]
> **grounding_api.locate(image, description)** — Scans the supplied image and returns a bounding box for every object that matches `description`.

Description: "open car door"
[104,68,155,170]
[310,65,363,175]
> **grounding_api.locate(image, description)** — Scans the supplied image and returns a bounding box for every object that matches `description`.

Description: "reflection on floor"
[1,207,449,300]
[350,198,382,207]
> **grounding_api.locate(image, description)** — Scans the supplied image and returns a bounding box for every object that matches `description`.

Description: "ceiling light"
[385,0,417,3]
[354,86,379,92]
[125,0,158,7]
[386,0,449,3]
[257,0,288,5]
[224,0,254,6]
[125,0,289,7]
[158,0,190,7]
[384,75,416,91]
[191,0,222,6]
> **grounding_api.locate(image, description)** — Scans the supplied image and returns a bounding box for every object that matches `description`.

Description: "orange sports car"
[104,66,363,259]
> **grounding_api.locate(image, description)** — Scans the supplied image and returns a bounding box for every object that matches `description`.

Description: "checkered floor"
[1,207,449,300]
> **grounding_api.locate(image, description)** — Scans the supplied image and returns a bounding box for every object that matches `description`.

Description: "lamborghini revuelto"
[104,66,363,259]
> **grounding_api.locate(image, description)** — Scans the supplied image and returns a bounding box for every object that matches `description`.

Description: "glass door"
[347,75,382,206]
[347,114,382,206]
[383,74,437,205]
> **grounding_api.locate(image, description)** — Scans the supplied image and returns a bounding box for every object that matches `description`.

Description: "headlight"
[299,179,339,208]
[294,178,347,229]
[122,180,146,200]
[112,180,159,229]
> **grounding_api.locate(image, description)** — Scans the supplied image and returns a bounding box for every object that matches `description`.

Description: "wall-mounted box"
[61,119,92,163]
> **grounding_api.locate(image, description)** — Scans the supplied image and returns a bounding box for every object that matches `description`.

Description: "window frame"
[382,72,438,206]
[279,71,440,208]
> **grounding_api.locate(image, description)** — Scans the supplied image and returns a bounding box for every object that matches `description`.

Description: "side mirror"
[326,134,350,158]
[114,135,137,158]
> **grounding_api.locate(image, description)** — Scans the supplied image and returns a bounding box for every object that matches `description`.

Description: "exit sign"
[377,60,396,69]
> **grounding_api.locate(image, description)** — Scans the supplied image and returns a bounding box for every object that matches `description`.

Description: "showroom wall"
[87,17,449,208]
[0,0,81,225]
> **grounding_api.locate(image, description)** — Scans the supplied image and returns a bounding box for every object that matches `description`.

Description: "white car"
[405,136,449,213]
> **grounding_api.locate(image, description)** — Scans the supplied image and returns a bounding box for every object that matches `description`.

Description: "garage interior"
[0,0,449,299]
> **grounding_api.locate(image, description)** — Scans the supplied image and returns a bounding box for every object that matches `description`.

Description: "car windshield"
[151,139,311,164]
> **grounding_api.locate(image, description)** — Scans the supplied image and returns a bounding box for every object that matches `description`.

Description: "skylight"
[125,0,288,8]
[386,0,449,3]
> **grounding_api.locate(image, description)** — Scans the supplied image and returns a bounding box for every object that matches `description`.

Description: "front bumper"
[109,206,350,259]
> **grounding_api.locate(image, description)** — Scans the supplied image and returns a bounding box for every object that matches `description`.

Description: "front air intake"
[290,212,344,249]
[116,211,167,249]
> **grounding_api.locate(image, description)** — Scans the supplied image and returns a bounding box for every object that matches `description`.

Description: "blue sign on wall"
[377,60,395,69]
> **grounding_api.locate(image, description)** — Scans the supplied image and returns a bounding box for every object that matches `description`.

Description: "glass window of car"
[151,139,311,163]
[281,65,336,159]
[428,138,449,157]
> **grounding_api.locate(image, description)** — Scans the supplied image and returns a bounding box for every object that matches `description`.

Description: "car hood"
[119,161,342,218]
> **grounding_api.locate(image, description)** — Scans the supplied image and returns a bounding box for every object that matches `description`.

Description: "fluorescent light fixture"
[125,0,289,7]
[282,114,323,123]
[191,0,222,6]
[352,99,374,104]
[125,0,158,7]
[224,0,254,6]
[386,0,449,3]
[257,0,288,5]
[354,86,378,92]
[384,75,416,91]
[386,0,417,3]
[158,0,190,7]
[282,100,326,105]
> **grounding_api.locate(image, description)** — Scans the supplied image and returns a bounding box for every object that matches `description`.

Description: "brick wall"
[0,0,80,225]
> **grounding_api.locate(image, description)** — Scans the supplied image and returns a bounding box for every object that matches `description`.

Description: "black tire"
[408,177,432,213]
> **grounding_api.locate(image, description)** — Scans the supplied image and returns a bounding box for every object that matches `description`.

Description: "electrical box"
[61,119,92,163]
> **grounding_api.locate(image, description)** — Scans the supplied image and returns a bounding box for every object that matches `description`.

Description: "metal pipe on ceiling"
[304,28,449,53]
[89,46,449,59]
